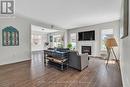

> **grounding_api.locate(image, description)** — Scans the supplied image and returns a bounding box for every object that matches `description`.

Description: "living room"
[0,0,129,87]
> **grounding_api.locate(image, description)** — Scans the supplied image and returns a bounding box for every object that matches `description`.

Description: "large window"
[32,34,42,45]
[101,29,113,51]
[53,35,63,48]
[70,33,76,49]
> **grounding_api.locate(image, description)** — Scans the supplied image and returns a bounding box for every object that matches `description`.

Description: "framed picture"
[120,0,129,39]
[2,26,19,46]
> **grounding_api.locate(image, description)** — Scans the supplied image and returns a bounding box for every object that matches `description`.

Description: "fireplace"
[82,46,91,55]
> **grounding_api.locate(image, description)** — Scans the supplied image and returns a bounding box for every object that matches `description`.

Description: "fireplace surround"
[82,46,91,55]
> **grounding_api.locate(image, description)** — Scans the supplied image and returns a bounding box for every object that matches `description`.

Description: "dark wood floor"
[0,52,123,87]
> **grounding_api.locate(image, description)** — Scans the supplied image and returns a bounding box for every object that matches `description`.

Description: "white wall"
[120,0,130,87]
[0,17,31,65]
[120,33,130,87]
[68,21,120,57]
[0,15,59,65]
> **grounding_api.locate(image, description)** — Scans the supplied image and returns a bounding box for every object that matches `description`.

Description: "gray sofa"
[69,51,89,70]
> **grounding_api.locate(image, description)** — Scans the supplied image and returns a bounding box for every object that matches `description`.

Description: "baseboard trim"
[0,59,31,66]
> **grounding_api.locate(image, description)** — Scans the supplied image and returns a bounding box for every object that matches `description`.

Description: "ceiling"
[31,25,59,33]
[16,0,122,29]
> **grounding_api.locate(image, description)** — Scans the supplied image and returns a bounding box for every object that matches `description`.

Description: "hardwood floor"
[0,52,123,87]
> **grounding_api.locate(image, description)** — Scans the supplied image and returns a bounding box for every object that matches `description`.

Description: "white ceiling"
[16,0,122,29]
[31,25,59,33]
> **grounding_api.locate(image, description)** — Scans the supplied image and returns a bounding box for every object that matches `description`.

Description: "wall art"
[2,26,19,46]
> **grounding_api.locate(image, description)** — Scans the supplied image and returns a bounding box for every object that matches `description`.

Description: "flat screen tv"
[78,30,95,41]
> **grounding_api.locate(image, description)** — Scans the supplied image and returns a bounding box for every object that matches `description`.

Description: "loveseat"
[69,51,89,70]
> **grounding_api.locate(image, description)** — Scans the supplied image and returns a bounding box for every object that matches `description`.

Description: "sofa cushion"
[56,48,69,52]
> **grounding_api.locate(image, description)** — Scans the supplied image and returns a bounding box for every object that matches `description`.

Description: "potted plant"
[67,43,72,50]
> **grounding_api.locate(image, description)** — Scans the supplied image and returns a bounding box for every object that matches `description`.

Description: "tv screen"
[78,30,95,41]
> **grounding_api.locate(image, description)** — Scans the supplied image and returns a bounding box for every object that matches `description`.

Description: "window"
[101,29,113,51]
[53,35,63,47]
[70,33,76,49]
[32,34,42,45]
